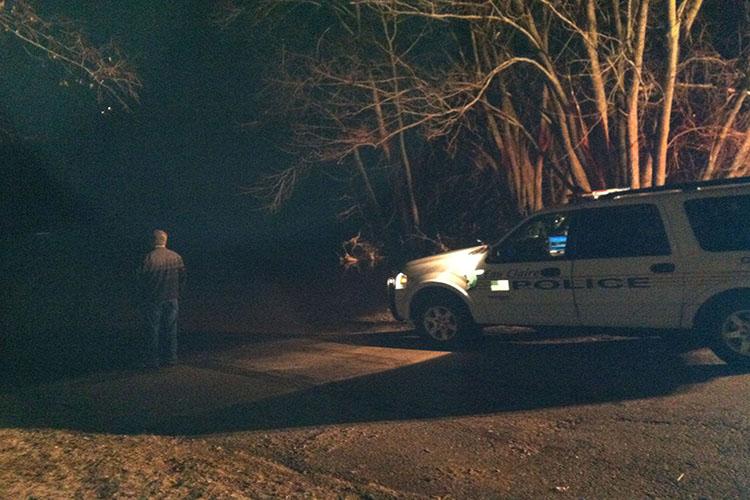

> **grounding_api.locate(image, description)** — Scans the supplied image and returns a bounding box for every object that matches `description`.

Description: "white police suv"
[387,177,750,366]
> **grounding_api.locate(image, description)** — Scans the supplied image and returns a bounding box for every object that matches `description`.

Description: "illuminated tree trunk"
[516,0,591,192]
[533,87,550,211]
[682,0,704,37]
[243,0,750,255]
[653,0,679,186]
[611,0,630,186]
[626,0,650,188]
[585,0,610,146]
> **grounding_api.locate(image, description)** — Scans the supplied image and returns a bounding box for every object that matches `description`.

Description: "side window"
[573,204,671,259]
[685,195,750,252]
[490,212,571,263]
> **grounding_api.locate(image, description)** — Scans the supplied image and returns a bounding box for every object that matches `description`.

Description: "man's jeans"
[143,299,179,366]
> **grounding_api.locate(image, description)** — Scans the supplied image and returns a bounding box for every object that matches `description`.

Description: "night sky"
[1,0,345,263]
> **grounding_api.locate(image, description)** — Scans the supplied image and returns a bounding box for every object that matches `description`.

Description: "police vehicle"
[387,177,750,366]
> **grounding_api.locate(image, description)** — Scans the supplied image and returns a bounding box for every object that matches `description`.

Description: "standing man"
[137,229,186,368]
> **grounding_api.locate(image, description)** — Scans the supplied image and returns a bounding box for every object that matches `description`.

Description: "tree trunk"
[382,15,420,232]
[551,96,592,192]
[703,92,747,180]
[641,153,653,187]
[654,0,680,186]
[585,0,610,146]
[535,87,551,210]
[626,0,650,188]
[371,76,392,161]
[612,0,630,186]
[352,147,383,223]
[682,0,704,37]
[514,0,591,192]
[498,96,526,211]
[727,125,750,177]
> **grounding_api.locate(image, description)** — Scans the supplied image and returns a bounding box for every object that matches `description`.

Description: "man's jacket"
[137,247,186,302]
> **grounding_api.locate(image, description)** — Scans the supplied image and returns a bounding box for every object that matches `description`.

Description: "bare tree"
[0,1,141,111]
[240,2,442,250]
[233,0,750,257]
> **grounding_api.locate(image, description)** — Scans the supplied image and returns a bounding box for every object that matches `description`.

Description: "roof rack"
[583,176,750,201]
[578,187,631,200]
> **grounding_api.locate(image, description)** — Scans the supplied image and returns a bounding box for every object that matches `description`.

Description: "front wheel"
[708,301,750,368]
[414,299,477,345]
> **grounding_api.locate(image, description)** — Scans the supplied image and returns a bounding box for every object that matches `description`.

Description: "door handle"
[541,267,561,277]
[650,263,675,273]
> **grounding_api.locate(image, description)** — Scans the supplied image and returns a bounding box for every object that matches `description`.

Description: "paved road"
[2,326,750,497]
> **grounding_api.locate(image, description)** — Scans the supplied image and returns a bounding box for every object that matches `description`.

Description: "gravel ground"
[3,267,750,498]
[2,320,750,498]
[0,428,403,499]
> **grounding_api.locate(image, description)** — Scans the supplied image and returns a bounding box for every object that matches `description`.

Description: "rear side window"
[685,195,750,252]
[573,204,671,259]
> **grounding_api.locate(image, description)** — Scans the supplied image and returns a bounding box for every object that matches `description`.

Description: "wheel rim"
[422,305,459,341]
[720,309,750,356]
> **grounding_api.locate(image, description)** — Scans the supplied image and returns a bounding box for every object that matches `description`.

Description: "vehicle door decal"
[485,276,653,293]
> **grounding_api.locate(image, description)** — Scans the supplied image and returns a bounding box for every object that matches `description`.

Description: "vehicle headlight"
[464,269,485,290]
[395,272,408,290]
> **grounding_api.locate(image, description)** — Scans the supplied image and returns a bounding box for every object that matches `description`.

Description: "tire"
[707,298,750,368]
[414,297,478,345]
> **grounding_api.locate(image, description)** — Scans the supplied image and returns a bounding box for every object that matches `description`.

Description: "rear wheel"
[708,299,750,368]
[414,298,477,345]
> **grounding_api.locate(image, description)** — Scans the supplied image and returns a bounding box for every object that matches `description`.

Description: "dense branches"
[0,1,141,111]
[234,0,750,257]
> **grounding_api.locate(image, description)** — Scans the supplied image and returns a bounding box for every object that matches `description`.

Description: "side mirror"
[485,245,504,264]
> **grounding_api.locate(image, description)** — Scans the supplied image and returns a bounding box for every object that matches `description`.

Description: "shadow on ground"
[1,328,744,436]
[155,332,738,435]
[0,327,286,386]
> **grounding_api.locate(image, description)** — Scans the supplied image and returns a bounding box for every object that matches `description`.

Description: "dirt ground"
[2,274,750,498]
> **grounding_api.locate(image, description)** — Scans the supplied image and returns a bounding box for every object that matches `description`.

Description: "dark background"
[0,2,383,378]
[0,0,352,271]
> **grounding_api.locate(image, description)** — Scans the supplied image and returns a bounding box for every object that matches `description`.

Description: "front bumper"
[386,278,405,321]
